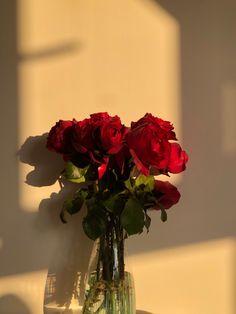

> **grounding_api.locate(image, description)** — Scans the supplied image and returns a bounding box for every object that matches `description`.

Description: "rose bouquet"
[46,112,188,314]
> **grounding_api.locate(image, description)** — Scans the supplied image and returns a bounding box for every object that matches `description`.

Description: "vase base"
[82,271,135,314]
[44,301,82,314]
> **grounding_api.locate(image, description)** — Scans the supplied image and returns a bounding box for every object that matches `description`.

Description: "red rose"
[127,113,176,175]
[153,180,181,209]
[131,114,176,140]
[168,143,188,174]
[89,113,127,155]
[71,113,127,178]
[72,113,126,158]
[100,117,128,154]
[90,112,110,123]
[71,118,94,154]
[112,143,132,175]
[46,120,75,155]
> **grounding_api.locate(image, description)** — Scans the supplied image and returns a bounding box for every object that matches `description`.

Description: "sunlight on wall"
[127,238,236,314]
[3,241,232,314]
[0,239,234,314]
[0,270,47,314]
[17,0,181,211]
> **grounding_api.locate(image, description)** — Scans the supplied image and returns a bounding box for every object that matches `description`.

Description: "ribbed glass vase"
[82,226,135,314]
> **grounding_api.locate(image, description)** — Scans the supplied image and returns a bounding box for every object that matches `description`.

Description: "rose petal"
[98,162,108,179]
[129,148,149,176]
[168,143,188,174]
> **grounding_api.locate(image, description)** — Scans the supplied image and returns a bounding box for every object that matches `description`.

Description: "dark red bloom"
[131,114,177,141]
[72,112,126,158]
[95,114,128,154]
[153,180,181,209]
[70,113,127,178]
[71,118,94,154]
[46,120,76,155]
[46,112,188,182]
[90,112,110,123]
[127,113,175,175]
[127,113,188,175]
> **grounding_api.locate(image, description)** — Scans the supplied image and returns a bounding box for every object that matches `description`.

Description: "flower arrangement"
[46,112,188,313]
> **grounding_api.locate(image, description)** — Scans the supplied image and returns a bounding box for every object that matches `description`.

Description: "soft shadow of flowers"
[19,134,93,311]
[19,134,64,187]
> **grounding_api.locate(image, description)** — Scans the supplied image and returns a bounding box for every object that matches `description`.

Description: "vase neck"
[98,224,125,282]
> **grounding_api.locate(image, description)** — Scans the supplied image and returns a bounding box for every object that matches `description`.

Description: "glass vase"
[82,225,135,314]
[43,221,93,314]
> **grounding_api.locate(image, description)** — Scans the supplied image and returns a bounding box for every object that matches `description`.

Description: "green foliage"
[135,175,155,192]
[161,209,168,222]
[103,193,127,214]
[82,197,108,240]
[85,164,99,181]
[144,212,151,232]
[60,188,88,223]
[121,198,145,235]
[60,200,77,223]
[60,165,165,239]
[124,177,134,191]
[64,161,88,183]
[156,201,168,222]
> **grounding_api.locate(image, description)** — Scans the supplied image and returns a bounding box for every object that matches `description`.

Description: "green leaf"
[144,194,158,209]
[60,199,73,224]
[156,201,168,222]
[68,191,87,214]
[64,199,77,215]
[121,198,145,235]
[161,209,168,222]
[60,199,73,223]
[85,196,100,212]
[84,164,98,181]
[76,188,89,200]
[124,178,133,191]
[64,161,87,183]
[59,189,88,223]
[135,175,155,192]
[124,177,136,193]
[84,196,110,241]
[144,213,151,232]
[62,198,81,215]
[103,194,126,214]
[82,211,107,240]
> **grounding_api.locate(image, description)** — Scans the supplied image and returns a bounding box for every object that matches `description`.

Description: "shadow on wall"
[0,0,91,286]
[19,136,157,313]
[19,135,93,309]
[133,0,236,251]
[0,294,31,314]
[0,2,91,311]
